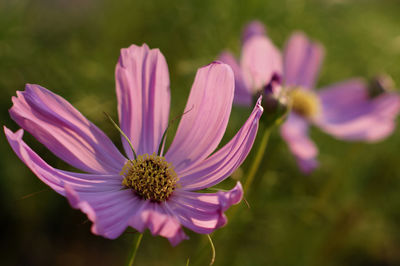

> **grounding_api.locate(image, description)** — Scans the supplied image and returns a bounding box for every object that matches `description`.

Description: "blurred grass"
[1,0,400,265]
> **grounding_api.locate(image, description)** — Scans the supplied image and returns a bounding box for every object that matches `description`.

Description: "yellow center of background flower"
[121,154,178,202]
[289,88,321,118]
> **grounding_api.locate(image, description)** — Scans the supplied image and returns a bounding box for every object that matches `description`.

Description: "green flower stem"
[243,126,272,194]
[221,125,273,224]
[207,234,216,266]
[127,233,143,266]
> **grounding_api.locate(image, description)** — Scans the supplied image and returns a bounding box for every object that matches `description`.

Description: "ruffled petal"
[241,35,282,93]
[177,97,263,190]
[281,113,318,174]
[65,186,143,239]
[167,182,243,234]
[283,32,324,89]
[66,179,187,244]
[241,20,267,44]
[165,62,234,172]
[67,183,187,243]
[67,185,188,245]
[219,51,252,106]
[127,201,188,246]
[116,44,170,157]
[315,79,400,141]
[9,84,126,174]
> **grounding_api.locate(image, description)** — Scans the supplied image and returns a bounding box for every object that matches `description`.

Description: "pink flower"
[219,22,282,106]
[5,44,263,245]
[220,21,400,173]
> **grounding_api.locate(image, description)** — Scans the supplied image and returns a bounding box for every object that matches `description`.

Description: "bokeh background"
[1,0,400,265]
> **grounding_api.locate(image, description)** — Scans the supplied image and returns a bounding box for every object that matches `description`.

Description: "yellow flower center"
[121,154,178,202]
[289,88,321,118]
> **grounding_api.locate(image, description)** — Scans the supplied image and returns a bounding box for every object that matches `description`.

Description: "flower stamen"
[289,88,321,118]
[121,154,178,202]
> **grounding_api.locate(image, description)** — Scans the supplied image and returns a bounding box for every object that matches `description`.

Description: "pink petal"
[66,178,187,244]
[177,97,263,190]
[4,127,137,239]
[67,185,187,243]
[128,201,188,246]
[242,20,267,44]
[67,185,188,245]
[167,182,243,234]
[4,127,123,194]
[116,44,170,157]
[219,51,252,106]
[165,62,235,172]
[241,35,282,93]
[281,113,318,174]
[315,79,400,141]
[65,186,143,239]
[9,84,126,174]
[283,32,325,89]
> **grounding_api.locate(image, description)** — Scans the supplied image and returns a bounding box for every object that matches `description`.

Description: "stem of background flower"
[127,233,143,266]
[221,125,272,225]
[243,126,272,194]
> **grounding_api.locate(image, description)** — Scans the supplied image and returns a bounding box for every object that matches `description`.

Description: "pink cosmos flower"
[219,21,282,106]
[4,44,263,245]
[220,21,400,173]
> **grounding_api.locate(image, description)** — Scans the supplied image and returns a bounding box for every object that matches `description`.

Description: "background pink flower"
[220,21,400,173]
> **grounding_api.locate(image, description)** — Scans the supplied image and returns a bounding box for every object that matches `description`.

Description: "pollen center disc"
[121,154,178,202]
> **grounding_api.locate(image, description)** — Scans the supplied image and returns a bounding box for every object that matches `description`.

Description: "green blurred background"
[1,0,400,265]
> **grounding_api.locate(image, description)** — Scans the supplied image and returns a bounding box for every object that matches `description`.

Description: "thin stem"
[243,126,272,194]
[127,233,143,266]
[207,234,216,266]
[219,126,272,225]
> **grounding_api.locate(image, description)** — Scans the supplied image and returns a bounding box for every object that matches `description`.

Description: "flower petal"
[167,182,243,234]
[241,35,282,92]
[177,97,263,190]
[9,84,126,174]
[67,184,188,244]
[65,186,143,239]
[315,79,400,141]
[241,20,267,44]
[6,126,185,242]
[67,179,188,244]
[4,127,123,194]
[219,51,252,106]
[283,32,324,89]
[4,127,138,239]
[128,201,188,246]
[165,62,234,172]
[116,44,170,157]
[281,113,318,174]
